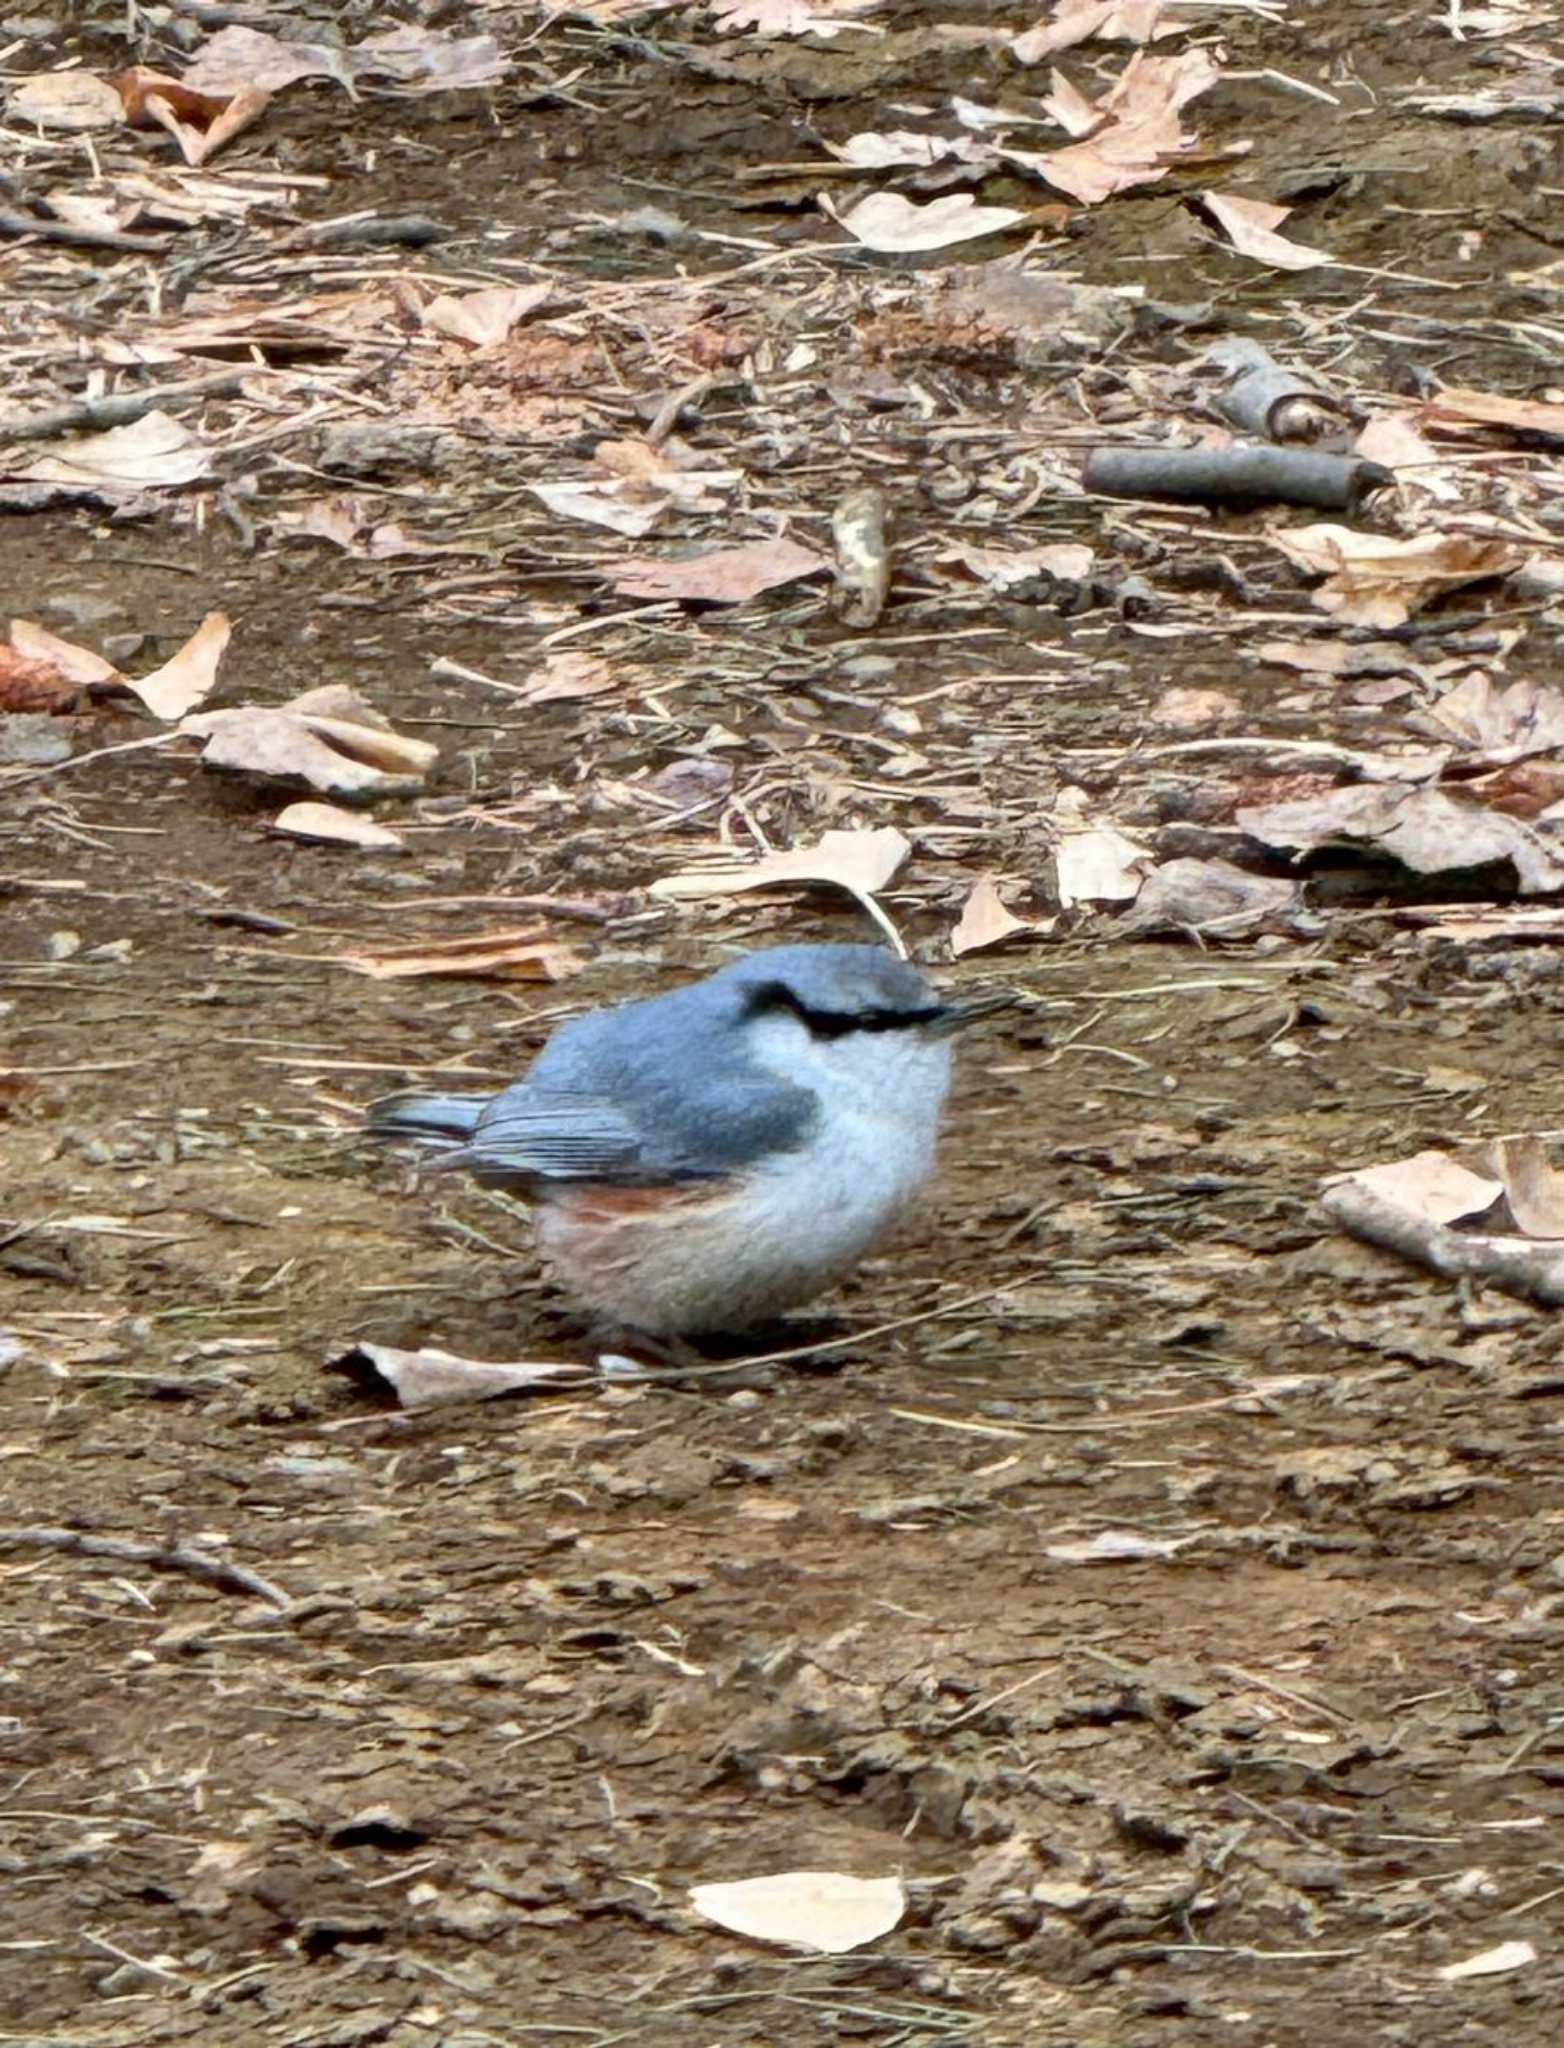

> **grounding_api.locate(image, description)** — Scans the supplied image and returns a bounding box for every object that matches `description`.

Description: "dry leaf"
[651,825,910,909]
[1353,413,1460,500]
[1423,386,1564,440]
[828,190,1029,252]
[130,612,229,720]
[329,1342,589,1411]
[949,541,1095,590]
[113,68,270,167]
[421,283,552,347]
[10,72,124,130]
[181,24,354,93]
[12,410,211,492]
[1203,192,1333,271]
[1495,1137,1564,1239]
[824,130,980,170]
[611,536,826,604]
[1238,782,1564,895]
[531,481,667,538]
[183,685,437,800]
[1055,824,1151,907]
[339,929,583,981]
[353,27,508,90]
[8,620,121,689]
[952,877,1042,956]
[1437,1941,1537,1983]
[1011,0,1170,62]
[689,1872,904,1954]
[711,0,883,36]
[0,647,83,714]
[1120,859,1317,940]
[1328,1150,1502,1228]
[1044,1529,1191,1563]
[1002,48,1222,204]
[1269,524,1522,629]
[1147,686,1239,727]
[1412,673,1564,763]
[271,802,406,851]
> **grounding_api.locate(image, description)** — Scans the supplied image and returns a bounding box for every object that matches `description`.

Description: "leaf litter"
[8,2,1564,2041]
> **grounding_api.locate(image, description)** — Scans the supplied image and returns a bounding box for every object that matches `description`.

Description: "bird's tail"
[367,1091,490,1153]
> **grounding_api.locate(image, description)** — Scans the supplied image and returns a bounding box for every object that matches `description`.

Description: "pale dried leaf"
[1423,386,1564,439]
[1495,1137,1564,1239]
[532,481,666,538]
[128,611,229,720]
[1413,673,1564,762]
[824,130,966,169]
[689,1871,904,1954]
[1012,0,1170,62]
[421,283,552,347]
[1203,191,1333,270]
[1147,686,1239,727]
[1045,1529,1191,1563]
[8,620,121,688]
[353,28,508,90]
[1004,49,1222,203]
[1331,1150,1502,1227]
[829,190,1028,252]
[1269,524,1522,629]
[14,410,211,491]
[952,877,1042,956]
[10,71,124,130]
[271,802,406,851]
[183,691,437,800]
[1238,782,1564,894]
[1055,824,1152,906]
[612,536,826,603]
[949,541,1094,589]
[652,825,911,910]
[1353,413,1461,500]
[1121,858,1315,939]
[711,0,883,37]
[1437,1941,1537,1983]
[339,930,584,981]
[182,24,354,93]
[332,1342,589,1411]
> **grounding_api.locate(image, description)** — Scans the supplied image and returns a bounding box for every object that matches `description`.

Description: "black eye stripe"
[744,982,944,1039]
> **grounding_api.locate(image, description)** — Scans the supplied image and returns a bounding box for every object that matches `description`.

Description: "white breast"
[537,1013,953,1335]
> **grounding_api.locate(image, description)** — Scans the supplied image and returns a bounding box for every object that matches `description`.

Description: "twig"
[1320,1186,1564,1308]
[0,1525,292,1609]
[0,369,251,444]
[0,208,171,256]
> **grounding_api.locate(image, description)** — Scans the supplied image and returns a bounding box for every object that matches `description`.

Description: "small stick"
[0,1525,292,1609]
[0,368,251,443]
[0,207,171,256]
[1320,1186,1564,1308]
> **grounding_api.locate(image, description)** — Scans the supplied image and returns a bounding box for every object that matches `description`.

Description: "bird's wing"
[434,1088,655,1185]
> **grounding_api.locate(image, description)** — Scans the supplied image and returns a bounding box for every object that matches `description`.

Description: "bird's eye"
[744,982,945,1038]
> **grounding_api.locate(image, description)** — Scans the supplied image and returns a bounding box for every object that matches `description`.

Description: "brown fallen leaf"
[130,612,230,720]
[11,410,212,492]
[111,67,270,167]
[827,191,1031,252]
[180,23,354,93]
[1011,0,1171,62]
[1000,48,1222,205]
[1495,1137,1564,1238]
[10,612,227,720]
[0,647,83,714]
[328,1342,590,1411]
[421,283,552,347]
[951,876,1047,956]
[1202,192,1333,271]
[611,535,827,604]
[1147,686,1240,727]
[1422,386,1564,441]
[338,929,583,981]
[1237,782,1564,895]
[271,802,406,851]
[183,684,437,800]
[10,72,124,130]
[1268,524,1522,629]
[1120,858,1318,940]
[948,541,1095,590]
[1325,1149,1501,1228]
[652,824,910,904]
[1410,672,1564,765]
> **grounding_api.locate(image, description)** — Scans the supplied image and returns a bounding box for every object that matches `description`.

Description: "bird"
[367,942,994,1342]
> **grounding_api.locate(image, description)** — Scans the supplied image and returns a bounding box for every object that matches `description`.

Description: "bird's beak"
[930,988,1019,1036]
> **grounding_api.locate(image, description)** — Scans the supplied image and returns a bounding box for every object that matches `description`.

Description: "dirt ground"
[4,4,1564,2044]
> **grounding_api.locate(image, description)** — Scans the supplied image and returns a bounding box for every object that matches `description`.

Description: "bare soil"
[3,6,1563,2045]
